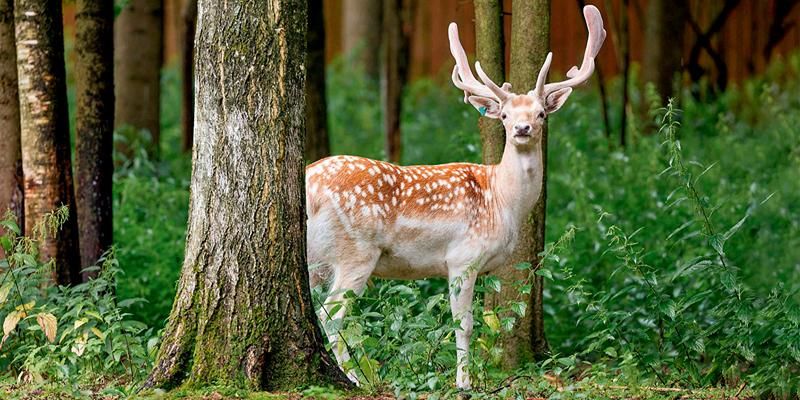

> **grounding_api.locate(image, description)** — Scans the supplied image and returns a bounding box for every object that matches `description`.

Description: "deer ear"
[544,87,573,114]
[468,96,502,119]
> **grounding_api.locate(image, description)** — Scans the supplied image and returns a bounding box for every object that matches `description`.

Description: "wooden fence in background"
[323,0,800,84]
[62,1,800,84]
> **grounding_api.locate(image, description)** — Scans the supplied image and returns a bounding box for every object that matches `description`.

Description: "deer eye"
[501,113,507,120]
[538,112,546,119]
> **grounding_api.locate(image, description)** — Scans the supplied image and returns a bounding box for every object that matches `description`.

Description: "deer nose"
[514,123,531,135]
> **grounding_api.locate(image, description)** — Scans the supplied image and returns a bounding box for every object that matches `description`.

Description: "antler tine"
[448,22,503,102]
[475,61,511,101]
[538,5,606,97]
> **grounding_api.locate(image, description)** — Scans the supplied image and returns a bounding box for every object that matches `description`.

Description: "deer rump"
[306,155,518,285]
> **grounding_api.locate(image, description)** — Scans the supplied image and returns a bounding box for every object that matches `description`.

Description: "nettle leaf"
[485,276,501,293]
[604,347,618,358]
[514,262,532,271]
[536,268,554,280]
[510,301,527,317]
[36,313,57,343]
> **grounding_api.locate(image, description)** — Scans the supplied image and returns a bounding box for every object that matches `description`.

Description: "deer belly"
[371,216,493,280]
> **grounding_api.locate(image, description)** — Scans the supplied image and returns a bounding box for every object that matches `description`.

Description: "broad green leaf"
[485,276,501,292]
[535,268,554,280]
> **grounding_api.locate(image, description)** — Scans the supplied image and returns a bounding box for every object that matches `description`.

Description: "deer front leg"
[448,267,477,390]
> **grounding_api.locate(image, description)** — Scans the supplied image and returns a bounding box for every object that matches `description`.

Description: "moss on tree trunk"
[114,0,162,159]
[15,0,81,285]
[486,0,551,368]
[74,0,113,275]
[0,0,23,238]
[144,0,349,391]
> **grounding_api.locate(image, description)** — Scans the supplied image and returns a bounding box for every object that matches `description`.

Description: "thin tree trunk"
[642,0,687,102]
[75,0,114,276]
[115,0,163,159]
[305,0,329,162]
[488,0,551,367]
[15,0,81,285]
[343,0,382,79]
[619,0,629,147]
[180,0,196,153]
[474,0,505,165]
[144,0,348,390]
[0,0,23,238]
[381,0,409,164]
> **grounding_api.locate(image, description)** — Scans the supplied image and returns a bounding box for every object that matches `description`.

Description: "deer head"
[448,5,606,147]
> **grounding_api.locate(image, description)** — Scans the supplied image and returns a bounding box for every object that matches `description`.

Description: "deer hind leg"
[319,248,380,385]
[448,266,478,391]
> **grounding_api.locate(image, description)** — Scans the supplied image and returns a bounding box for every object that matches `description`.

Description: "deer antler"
[533,5,606,98]
[448,23,512,103]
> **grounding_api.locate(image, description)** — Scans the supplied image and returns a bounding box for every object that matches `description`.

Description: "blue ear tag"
[479,106,487,116]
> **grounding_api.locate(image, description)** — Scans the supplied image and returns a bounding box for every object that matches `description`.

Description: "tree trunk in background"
[180,0,196,153]
[0,0,23,238]
[14,0,81,285]
[343,0,382,79]
[381,0,410,164]
[488,0,550,368]
[618,0,630,147]
[305,0,329,162]
[115,0,163,159]
[144,0,348,390]
[642,0,687,102]
[474,0,505,165]
[75,0,114,276]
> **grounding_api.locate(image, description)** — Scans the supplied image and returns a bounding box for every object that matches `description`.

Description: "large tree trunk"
[180,0,196,153]
[74,0,114,275]
[381,0,409,164]
[342,0,382,79]
[144,0,348,390]
[642,0,687,102]
[14,0,81,285]
[114,0,163,159]
[487,0,550,368]
[473,0,505,164]
[305,0,329,162]
[0,0,23,238]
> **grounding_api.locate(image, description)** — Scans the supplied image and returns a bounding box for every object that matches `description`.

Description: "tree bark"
[486,0,551,368]
[474,0,505,165]
[642,0,687,102]
[381,0,410,164]
[14,0,81,285]
[114,0,163,159]
[0,0,23,238]
[305,0,329,162]
[343,0,382,79]
[75,0,114,275]
[619,0,630,147]
[144,0,348,390]
[180,0,196,153]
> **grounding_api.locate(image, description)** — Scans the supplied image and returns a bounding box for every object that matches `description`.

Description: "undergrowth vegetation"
[2,51,799,398]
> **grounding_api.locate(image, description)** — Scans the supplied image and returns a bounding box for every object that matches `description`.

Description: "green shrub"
[0,208,156,391]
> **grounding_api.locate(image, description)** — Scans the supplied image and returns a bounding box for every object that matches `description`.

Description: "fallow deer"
[306,5,606,390]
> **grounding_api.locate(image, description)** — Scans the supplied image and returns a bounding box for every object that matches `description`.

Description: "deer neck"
[490,138,544,222]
